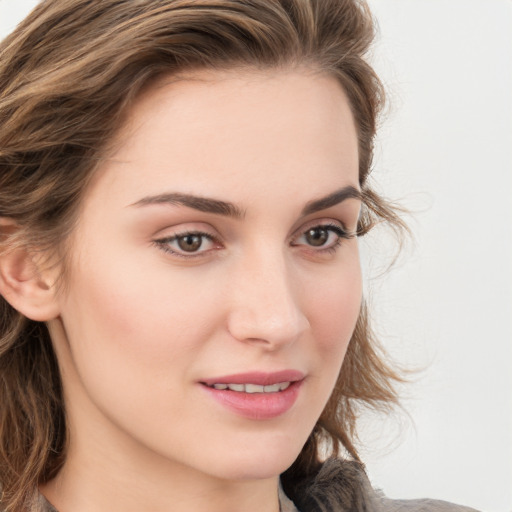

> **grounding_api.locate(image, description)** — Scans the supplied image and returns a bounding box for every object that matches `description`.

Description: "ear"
[0,218,61,321]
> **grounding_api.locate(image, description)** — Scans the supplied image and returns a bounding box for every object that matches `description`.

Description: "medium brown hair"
[0,0,404,510]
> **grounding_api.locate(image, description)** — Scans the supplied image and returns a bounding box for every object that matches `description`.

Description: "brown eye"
[304,227,329,247]
[177,234,203,252]
[155,231,217,258]
[293,223,349,253]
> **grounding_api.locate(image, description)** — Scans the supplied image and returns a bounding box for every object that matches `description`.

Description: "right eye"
[154,231,219,258]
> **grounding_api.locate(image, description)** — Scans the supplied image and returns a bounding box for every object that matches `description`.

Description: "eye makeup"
[153,219,355,260]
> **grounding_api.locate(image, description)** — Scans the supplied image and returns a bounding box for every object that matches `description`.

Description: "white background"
[361,2,512,511]
[1,1,511,511]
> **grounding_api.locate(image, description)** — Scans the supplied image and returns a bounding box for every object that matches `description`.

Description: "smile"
[207,382,291,393]
[200,372,304,420]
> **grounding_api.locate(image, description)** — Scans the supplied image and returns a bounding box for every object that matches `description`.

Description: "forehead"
[86,68,359,211]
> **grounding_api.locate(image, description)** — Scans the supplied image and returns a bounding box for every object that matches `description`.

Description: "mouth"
[204,382,291,393]
[200,370,304,420]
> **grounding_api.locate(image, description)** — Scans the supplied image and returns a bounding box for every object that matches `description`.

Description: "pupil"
[306,228,328,246]
[178,234,202,252]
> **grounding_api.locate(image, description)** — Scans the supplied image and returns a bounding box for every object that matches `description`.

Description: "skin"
[40,68,363,512]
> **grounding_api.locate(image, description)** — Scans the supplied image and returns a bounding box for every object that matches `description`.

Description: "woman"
[0,1,479,511]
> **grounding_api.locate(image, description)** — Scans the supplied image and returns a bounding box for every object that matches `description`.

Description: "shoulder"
[283,458,480,512]
[376,496,480,512]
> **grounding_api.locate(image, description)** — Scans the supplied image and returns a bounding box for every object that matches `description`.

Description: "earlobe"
[0,219,60,322]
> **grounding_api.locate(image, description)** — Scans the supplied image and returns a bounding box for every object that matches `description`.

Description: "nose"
[226,250,310,349]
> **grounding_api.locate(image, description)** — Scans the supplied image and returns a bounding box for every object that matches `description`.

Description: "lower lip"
[201,381,303,420]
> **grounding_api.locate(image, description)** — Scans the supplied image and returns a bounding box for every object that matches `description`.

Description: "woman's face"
[49,69,362,483]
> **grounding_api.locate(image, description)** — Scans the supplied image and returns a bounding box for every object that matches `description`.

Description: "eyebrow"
[130,192,245,218]
[301,185,362,215]
[130,185,361,218]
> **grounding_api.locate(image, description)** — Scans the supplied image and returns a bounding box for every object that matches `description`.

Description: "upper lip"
[201,370,305,386]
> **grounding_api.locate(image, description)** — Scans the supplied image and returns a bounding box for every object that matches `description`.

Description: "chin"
[206,439,304,481]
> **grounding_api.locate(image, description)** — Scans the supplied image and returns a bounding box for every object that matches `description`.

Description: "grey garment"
[359,487,481,512]
[281,484,480,512]
[283,497,480,512]
[376,496,481,512]
[280,482,301,512]
[35,489,480,512]
[30,492,57,512]
[34,465,480,512]
[278,458,480,512]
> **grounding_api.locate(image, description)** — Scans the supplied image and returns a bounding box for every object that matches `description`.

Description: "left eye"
[155,231,217,256]
[294,224,348,250]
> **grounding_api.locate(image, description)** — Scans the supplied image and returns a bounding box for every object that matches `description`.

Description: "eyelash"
[153,223,353,260]
[292,223,352,255]
[153,230,218,259]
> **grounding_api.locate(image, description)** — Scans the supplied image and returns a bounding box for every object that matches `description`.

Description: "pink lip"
[201,370,304,386]
[200,370,305,420]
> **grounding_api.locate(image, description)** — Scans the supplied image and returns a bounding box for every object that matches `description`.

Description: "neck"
[39,408,280,512]
[40,451,281,512]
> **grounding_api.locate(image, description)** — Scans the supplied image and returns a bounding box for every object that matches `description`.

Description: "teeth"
[245,384,264,393]
[210,382,291,393]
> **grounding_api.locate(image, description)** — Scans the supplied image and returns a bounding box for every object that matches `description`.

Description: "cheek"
[302,250,362,406]
[63,252,220,363]
[308,254,362,353]
[56,255,225,436]
[285,252,362,435]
